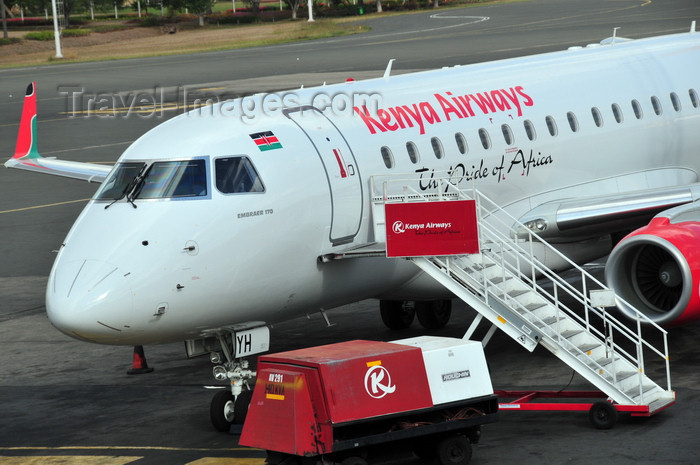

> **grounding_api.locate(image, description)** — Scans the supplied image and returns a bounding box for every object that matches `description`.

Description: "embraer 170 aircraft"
[6,25,700,429]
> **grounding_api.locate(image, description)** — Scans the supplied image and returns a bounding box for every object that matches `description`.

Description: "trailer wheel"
[210,390,235,432]
[416,300,452,329]
[380,300,415,329]
[437,434,472,465]
[279,458,300,465]
[413,438,437,459]
[340,457,368,465]
[267,451,302,465]
[589,401,618,430]
[466,426,481,444]
[266,451,283,465]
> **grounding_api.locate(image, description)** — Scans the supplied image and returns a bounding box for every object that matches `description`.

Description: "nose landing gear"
[185,324,270,432]
[209,359,256,432]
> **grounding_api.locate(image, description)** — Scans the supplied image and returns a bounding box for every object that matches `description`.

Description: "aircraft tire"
[210,390,235,432]
[437,434,472,465]
[416,300,452,329]
[379,300,415,329]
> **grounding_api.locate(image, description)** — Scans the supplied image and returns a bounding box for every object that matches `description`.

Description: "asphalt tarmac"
[1,0,700,463]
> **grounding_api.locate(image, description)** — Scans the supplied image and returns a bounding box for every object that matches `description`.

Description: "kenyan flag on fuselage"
[250,131,282,151]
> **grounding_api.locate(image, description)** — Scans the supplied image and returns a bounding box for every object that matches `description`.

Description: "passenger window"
[690,89,699,108]
[566,112,579,132]
[651,96,663,115]
[501,124,514,145]
[670,92,681,112]
[215,157,264,194]
[545,116,558,136]
[381,146,394,169]
[631,100,643,119]
[406,142,420,164]
[612,103,623,123]
[431,137,444,159]
[478,129,491,150]
[591,107,603,127]
[455,132,468,155]
[524,120,536,141]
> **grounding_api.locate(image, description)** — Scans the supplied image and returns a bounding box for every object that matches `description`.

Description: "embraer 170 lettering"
[6,26,700,430]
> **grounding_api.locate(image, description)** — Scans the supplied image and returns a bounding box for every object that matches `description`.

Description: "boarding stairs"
[368,174,674,413]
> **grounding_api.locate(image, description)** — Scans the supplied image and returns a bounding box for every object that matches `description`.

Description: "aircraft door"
[284,106,363,245]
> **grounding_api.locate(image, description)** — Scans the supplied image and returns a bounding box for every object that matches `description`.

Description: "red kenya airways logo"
[354,86,534,135]
[364,360,396,399]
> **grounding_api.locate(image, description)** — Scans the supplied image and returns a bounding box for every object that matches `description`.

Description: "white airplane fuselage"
[46,31,700,344]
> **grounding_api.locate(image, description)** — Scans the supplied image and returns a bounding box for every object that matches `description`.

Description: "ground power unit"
[239,336,499,465]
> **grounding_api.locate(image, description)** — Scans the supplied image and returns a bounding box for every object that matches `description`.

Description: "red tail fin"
[12,82,40,161]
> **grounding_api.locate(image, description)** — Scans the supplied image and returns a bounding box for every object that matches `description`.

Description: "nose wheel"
[210,389,254,432]
[210,390,236,432]
[195,324,269,432]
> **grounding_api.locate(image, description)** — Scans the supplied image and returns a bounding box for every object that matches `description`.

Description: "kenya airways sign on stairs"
[385,200,480,258]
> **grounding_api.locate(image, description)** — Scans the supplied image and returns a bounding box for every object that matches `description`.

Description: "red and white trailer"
[239,336,498,465]
[495,389,675,430]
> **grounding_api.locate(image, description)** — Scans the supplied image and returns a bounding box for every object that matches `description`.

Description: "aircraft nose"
[46,259,135,343]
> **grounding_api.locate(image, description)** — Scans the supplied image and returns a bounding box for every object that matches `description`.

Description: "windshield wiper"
[104,164,148,210]
[126,164,153,207]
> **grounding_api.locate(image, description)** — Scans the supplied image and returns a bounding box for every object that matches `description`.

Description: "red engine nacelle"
[606,209,700,327]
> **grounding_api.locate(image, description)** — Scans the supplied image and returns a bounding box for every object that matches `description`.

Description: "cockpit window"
[95,162,146,200]
[215,157,265,194]
[137,160,208,199]
[95,159,209,202]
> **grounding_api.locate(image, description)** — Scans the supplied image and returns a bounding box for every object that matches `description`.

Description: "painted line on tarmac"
[0,457,141,465]
[0,447,265,465]
[187,460,264,465]
[0,199,91,215]
[42,141,131,156]
[0,447,252,452]
[0,116,81,128]
[0,458,265,465]
[59,101,210,116]
[362,15,490,40]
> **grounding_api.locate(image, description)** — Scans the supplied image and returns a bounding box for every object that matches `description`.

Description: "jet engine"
[605,203,700,327]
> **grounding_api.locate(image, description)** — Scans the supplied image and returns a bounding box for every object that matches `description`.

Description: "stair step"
[541,315,563,324]
[587,356,622,371]
[612,371,639,383]
[490,276,514,285]
[468,262,496,272]
[577,343,599,354]
[561,329,583,339]
[506,289,529,298]
[647,395,676,414]
[625,384,658,400]
[597,356,621,366]
[525,302,549,312]
[531,315,565,329]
